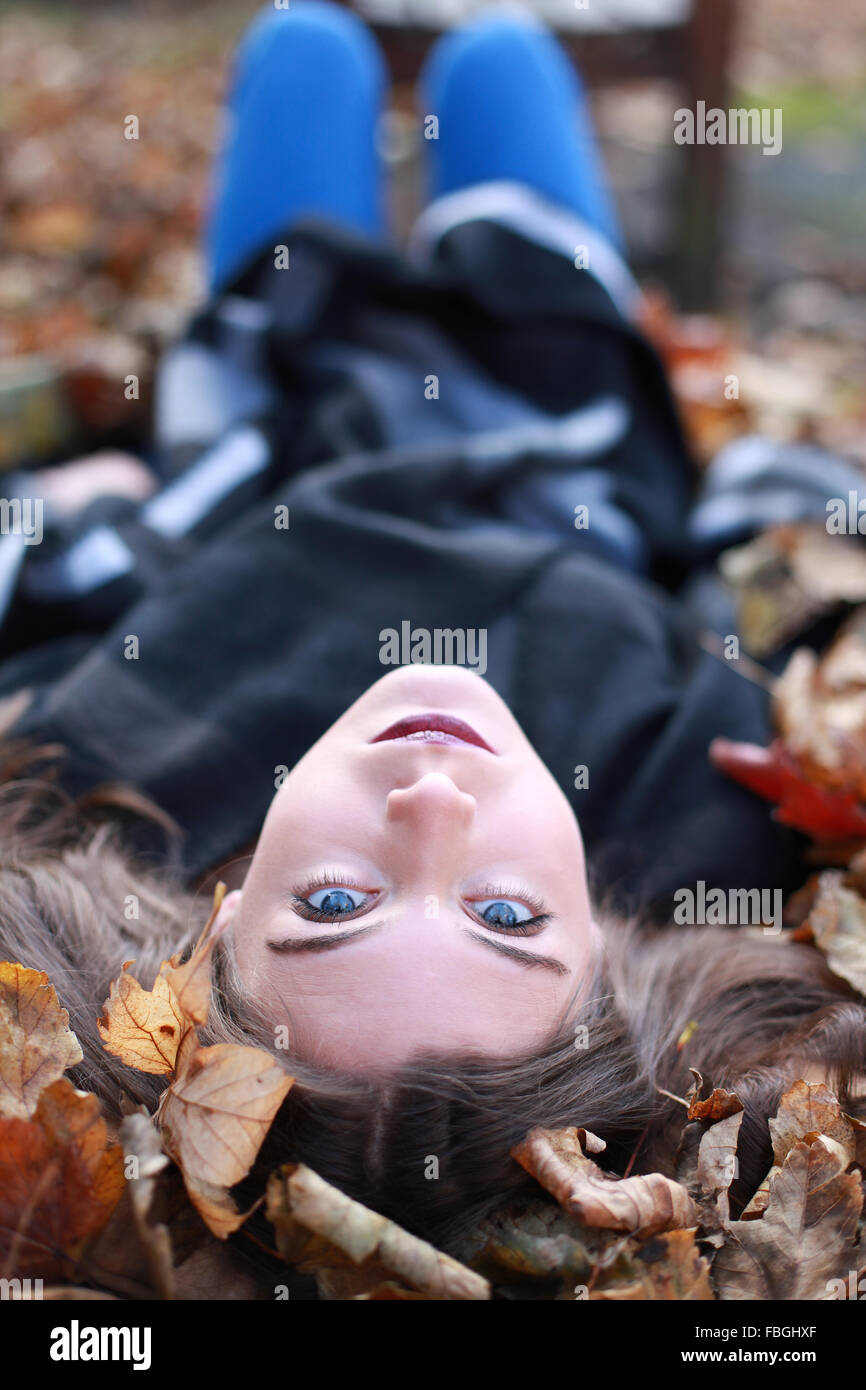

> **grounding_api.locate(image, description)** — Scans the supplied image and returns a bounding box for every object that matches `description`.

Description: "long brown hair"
[1,741,864,1261]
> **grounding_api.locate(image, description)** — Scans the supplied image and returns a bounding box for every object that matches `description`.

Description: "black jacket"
[3,192,802,915]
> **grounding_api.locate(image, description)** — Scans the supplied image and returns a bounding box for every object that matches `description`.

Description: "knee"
[232,1,385,99]
[423,7,554,93]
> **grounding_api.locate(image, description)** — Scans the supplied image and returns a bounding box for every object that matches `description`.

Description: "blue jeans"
[205,1,624,292]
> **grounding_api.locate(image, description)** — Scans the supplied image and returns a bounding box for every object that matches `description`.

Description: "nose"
[386,772,476,835]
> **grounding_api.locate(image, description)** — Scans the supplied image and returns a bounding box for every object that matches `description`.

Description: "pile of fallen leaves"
[711,528,866,851]
[0,7,222,461]
[1,876,865,1301]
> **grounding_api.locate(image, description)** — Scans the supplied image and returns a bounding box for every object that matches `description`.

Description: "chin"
[377,665,491,695]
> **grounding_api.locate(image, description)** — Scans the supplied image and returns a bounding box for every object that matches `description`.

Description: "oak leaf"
[769,1079,857,1168]
[713,1136,862,1300]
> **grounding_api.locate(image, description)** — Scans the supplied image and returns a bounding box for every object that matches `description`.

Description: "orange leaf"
[0,1078,124,1280]
[97,882,228,1073]
[0,961,83,1118]
[97,964,184,1076]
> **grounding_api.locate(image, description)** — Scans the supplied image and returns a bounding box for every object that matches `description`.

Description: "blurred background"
[0,0,864,476]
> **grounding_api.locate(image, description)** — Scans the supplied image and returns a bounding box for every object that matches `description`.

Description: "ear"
[214,888,243,934]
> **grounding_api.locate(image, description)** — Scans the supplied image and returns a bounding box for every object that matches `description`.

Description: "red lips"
[370,713,495,752]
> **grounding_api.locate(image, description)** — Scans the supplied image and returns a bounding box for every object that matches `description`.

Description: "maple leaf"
[97,964,184,1076]
[267,1163,490,1301]
[0,1077,124,1280]
[709,737,866,841]
[97,882,226,1073]
[0,961,83,1117]
[97,884,292,1240]
[511,1126,699,1238]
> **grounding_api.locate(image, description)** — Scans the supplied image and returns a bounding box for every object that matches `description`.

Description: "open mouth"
[370,713,496,752]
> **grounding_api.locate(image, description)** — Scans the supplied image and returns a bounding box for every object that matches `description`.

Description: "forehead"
[250,918,575,1067]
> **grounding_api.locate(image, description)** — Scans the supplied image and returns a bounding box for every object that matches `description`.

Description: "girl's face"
[225,666,598,1071]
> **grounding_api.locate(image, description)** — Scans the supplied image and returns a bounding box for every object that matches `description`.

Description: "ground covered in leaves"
[0,0,864,469]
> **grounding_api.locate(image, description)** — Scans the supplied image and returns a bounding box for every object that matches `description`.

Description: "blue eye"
[474,898,534,929]
[305,887,367,916]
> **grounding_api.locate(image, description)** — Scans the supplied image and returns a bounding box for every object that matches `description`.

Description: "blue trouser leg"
[418,8,623,249]
[205,1,388,293]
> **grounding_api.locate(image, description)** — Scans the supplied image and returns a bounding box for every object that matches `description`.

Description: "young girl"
[1,3,864,1271]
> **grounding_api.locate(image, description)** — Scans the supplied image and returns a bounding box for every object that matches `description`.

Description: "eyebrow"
[464,929,570,975]
[266,917,568,975]
[266,921,385,953]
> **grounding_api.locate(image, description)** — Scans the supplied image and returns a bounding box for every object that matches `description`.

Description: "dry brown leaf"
[803,872,866,997]
[769,1079,858,1168]
[267,1163,490,1301]
[159,1032,292,1239]
[740,1079,859,1222]
[0,1077,124,1279]
[687,1080,744,1125]
[0,961,83,1117]
[714,1137,862,1300]
[696,1110,744,1214]
[97,882,228,1075]
[511,1127,699,1238]
[161,881,226,1028]
[591,1229,713,1301]
[97,964,184,1076]
[740,1173,772,1220]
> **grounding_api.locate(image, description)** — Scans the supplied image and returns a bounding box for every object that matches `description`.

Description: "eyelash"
[292,871,373,923]
[291,873,552,934]
[468,882,551,937]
